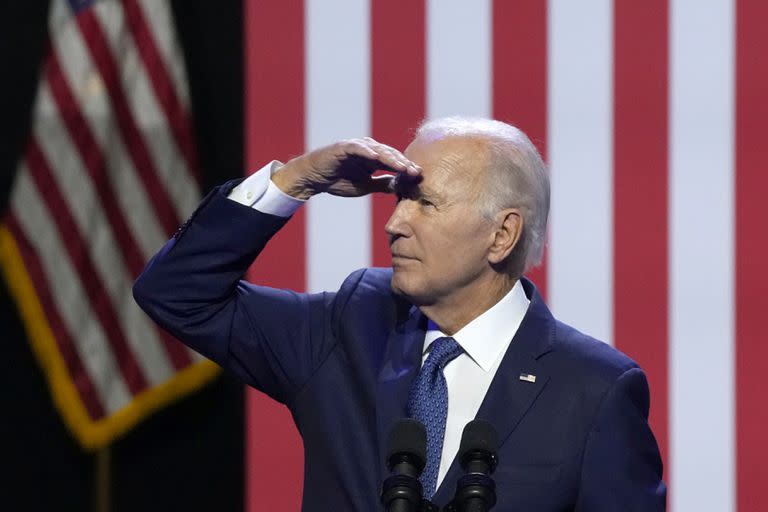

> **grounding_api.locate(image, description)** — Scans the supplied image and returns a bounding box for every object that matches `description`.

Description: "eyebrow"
[393,175,437,199]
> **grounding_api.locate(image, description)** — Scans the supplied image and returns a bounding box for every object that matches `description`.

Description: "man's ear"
[488,209,522,265]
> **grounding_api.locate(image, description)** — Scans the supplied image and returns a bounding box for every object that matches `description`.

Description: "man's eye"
[419,198,435,208]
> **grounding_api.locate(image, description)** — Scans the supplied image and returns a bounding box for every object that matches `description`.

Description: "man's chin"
[389,274,405,296]
[390,273,413,298]
[389,275,433,306]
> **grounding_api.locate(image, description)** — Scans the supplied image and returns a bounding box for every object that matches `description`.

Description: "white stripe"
[49,0,72,31]
[51,1,179,259]
[35,85,175,386]
[546,0,614,344]
[305,0,371,293]
[11,168,132,414]
[669,1,735,510]
[135,0,192,109]
[426,0,491,117]
[92,2,200,222]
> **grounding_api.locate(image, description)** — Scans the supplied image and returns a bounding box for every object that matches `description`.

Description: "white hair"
[416,117,550,276]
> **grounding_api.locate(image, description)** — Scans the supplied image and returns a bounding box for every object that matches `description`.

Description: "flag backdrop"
[244,1,768,511]
[0,0,219,450]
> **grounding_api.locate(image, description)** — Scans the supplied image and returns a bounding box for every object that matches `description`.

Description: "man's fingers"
[366,142,421,176]
[342,138,421,177]
[339,140,379,161]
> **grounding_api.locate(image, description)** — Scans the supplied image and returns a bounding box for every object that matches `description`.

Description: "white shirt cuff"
[227,160,305,217]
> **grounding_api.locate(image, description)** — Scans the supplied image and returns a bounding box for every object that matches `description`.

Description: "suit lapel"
[375,306,427,481]
[432,279,556,504]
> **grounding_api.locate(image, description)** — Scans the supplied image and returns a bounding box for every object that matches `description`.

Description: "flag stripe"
[135,0,191,110]
[244,1,307,510]
[10,167,133,413]
[370,0,426,268]
[45,49,193,372]
[547,0,614,344]
[735,0,768,508]
[613,0,669,470]
[26,138,149,394]
[122,0,201,181]
[75,9,181,235]
[243,4,307,292]
[305,0,372,293]
[427,0,491,118]
[5,213,106,419]
[670,0,735,509]
[492,0,548,298]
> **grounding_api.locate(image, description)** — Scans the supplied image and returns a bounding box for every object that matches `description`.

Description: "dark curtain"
[0,1,245,510]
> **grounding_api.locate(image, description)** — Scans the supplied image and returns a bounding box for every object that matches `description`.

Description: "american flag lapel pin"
[519,373,537,383]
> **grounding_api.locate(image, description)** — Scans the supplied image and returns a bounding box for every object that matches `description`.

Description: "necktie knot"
[424,336,463,370]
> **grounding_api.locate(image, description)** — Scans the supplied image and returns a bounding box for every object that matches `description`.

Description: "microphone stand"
[444,420,499,512]
[381,462,423,512]
[381,419,428,512]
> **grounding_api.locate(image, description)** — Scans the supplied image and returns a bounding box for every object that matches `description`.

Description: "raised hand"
[271,137,421,200]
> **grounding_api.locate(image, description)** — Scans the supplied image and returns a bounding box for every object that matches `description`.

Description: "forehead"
[403,135,489,192]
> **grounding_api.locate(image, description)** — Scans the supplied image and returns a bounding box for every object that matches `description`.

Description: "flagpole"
[95,445,111,512]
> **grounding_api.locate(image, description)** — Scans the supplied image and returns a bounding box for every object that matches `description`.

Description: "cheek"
[432,221,491,261]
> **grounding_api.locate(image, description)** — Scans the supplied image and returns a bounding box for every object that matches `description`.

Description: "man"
[134,117,666,510]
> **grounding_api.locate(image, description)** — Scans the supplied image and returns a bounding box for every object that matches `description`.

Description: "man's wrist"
[271,160,316,200]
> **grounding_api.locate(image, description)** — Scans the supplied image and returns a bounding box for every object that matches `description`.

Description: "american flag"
[244,1,768,511]
[0,0,217,450]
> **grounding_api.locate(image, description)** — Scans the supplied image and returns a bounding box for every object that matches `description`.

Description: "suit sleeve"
[575,367,667,511]
[133,181,347,405]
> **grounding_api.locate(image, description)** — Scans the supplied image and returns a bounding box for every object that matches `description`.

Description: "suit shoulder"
[338,267,393,298]
[334,267,400,323]
[551,320,640,385]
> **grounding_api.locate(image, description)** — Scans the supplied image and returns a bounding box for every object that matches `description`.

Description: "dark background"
[0,2,246,510]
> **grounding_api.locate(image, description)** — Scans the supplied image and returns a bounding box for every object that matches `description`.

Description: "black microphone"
[381,419,427,512]
[446,420,499,512]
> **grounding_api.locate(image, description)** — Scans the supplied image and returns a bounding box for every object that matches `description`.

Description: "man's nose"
[385,201,411,239]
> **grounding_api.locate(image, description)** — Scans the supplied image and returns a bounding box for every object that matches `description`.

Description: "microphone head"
[458,419,499,473]
[386,418,427,473]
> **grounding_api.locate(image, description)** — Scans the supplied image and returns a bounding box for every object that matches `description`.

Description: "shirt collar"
[422,279,531,372]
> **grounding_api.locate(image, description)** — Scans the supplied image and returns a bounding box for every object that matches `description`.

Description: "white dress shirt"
[228,162,531,489]
[422,281,529,486]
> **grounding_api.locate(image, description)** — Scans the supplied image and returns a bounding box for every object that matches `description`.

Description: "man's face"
[386,135,497,305]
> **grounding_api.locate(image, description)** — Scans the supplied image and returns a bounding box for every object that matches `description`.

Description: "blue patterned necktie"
[407,336,463,498]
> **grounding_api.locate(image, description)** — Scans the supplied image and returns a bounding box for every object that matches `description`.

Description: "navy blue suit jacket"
[134,182,666,510]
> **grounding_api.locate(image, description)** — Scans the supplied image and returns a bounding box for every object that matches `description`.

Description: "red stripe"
[491,0,548,297]
[370,0,426,267]
[736,0,768,508]
[46,50,192,370]
[25,138,149,395]
[6,212,106,420]
[121,0,202,182]
[244,1,306,510]
[612,0,669,474]
[75,10,180,236]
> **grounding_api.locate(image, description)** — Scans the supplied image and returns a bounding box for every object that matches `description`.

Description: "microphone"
[381,419,427,512]
[446,420,499,512]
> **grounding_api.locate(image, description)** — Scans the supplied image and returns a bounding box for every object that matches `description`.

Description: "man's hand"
[272,138,421,200]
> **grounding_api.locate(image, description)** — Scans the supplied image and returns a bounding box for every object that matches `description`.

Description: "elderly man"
[134,117,666,510]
